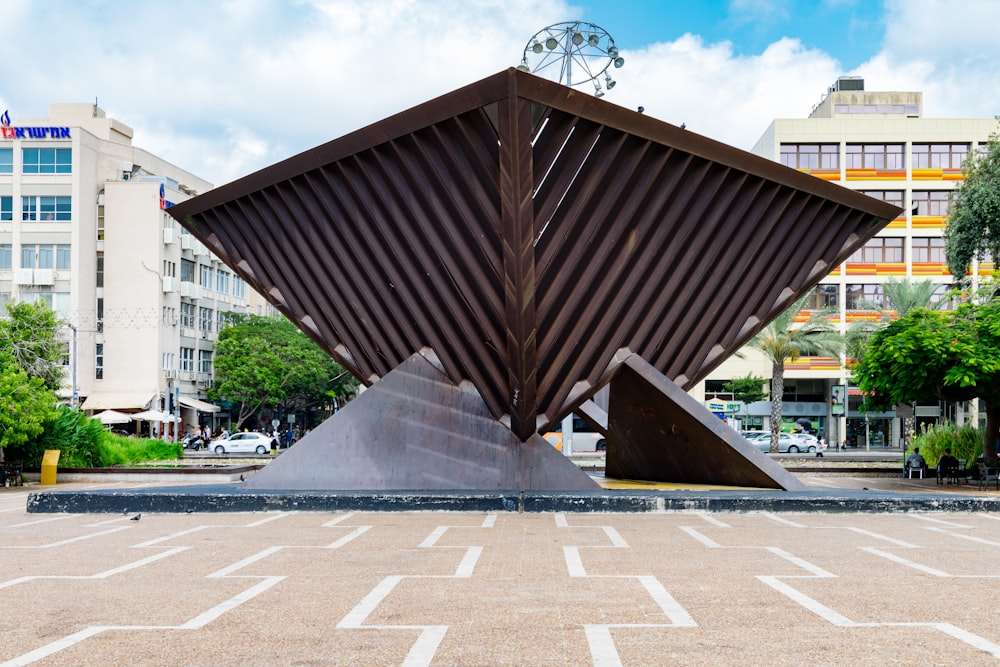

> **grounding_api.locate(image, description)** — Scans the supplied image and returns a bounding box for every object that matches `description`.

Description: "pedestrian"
[816,437,826,458]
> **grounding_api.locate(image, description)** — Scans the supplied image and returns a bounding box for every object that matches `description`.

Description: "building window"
[0,244,10,270]
[199,349,213,374]
[233,276,246,299]
[180,302,196,328]
[912,237,945,263]
[20,244,70,269]
[912,191,951,216]
[217,310,227,332]
[22,195,71,221]
[180,259,195,283]
[848,237,903,263]
[1,196,11,221]
[56,245,71,270]
[846,284,885,310]
[95,343,104,379]
[199,264,214,290]
[780,144,839,170]
[858,190,904,209]
[162,260,176,277]
[200,306,214,331]
[930,284,955,310]
[802,284,839,309]
[22,147,72,174]
[912,143,969,170]
[0,147,12,173]
[96,203,105,240]
[216,269,230,294]
[96,254,104,287]
[834,103,919,115]
[845,144,904,170]
[180,347,195,372]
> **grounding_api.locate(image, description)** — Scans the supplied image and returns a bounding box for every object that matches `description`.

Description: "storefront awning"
[80,391,156,412]
[178,395,220,413]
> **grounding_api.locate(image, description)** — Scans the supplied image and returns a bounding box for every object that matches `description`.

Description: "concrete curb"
[26,484,1000,514]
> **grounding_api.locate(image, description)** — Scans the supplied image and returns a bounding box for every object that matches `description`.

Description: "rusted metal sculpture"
[169,69,900,491]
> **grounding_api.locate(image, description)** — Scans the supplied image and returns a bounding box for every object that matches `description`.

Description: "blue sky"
[582,0,885,69]
[1,0,997,186]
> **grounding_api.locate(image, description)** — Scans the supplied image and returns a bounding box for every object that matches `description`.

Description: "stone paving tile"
[4,483,1000,665]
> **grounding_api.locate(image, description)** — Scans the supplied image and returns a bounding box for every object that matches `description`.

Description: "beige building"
[697,78,998,448]
[1,103,268,435]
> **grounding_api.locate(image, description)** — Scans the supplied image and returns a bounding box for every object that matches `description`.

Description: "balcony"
[162,276,178,293]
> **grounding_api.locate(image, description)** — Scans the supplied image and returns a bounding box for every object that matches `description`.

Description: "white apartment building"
[696,78,998,448]
[0,103,268,436]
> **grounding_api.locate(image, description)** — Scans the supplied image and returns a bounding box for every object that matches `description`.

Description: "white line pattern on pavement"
[335,514,495,667]
[1,513,371,666]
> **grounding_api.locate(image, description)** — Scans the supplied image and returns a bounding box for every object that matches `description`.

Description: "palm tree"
[749,294,843,453]
[845,277,946,362]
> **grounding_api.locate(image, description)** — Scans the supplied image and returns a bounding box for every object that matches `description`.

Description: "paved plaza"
[3,478,1000,666]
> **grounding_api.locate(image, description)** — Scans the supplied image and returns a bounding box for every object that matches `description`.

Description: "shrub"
[97,434,181,466]
[908,422,983,467]
[8,406,182,468]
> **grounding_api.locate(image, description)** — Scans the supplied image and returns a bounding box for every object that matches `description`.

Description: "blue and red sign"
[1,109,71,139]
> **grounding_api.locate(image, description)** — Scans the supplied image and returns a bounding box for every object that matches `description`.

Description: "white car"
[745,432,815,453]
[213,432,274,455]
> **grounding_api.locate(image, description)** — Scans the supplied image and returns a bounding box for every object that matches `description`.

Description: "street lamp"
[67,323,78,408]
[518,21,624,95]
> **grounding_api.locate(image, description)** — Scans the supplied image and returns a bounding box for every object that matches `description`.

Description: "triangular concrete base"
[605,355,805,490]
[243,354,599,491]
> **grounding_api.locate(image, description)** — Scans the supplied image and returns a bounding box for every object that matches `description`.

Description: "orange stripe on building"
[911,263,949,276]
[912,216,946,228]
[845,262,906,275]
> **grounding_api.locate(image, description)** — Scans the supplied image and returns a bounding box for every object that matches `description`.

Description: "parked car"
[744,432,814,453]
[790,432,819,452]
[213,432,274,455]
[543,415,607,452]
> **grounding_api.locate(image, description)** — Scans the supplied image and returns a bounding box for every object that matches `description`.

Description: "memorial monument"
[168,69,900,492]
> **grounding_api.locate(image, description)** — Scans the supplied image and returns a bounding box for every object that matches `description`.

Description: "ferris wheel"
[517,21,624,97]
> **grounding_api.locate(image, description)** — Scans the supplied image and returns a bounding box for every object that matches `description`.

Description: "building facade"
[696,78,998,448]
[0,103,266,435]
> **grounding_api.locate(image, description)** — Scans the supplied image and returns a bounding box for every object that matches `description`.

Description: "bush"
[7,406,182,468]
[96,434,181,466]
[908,422,983,467]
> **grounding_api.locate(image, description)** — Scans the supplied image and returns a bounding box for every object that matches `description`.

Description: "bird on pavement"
[130,513,142,521]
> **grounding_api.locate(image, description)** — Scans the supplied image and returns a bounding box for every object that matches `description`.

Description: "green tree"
[845,277,947,362]
[749,295,843,453]
[0,353,58,463]
[853,293,1000,464]
[722,373,768,404]
[209,314,358,429]
[945,130,1000,283]
[0,300,66,391]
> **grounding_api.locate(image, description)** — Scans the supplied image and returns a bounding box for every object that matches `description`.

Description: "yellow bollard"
[40,449,60,485]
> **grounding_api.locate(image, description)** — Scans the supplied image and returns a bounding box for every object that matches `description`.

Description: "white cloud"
[2,0,998,186]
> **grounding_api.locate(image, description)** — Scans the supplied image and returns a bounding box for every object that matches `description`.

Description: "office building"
[1,103,265,434]
[697,78,997,447]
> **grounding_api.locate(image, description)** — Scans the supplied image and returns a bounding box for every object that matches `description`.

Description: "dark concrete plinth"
[25,484,1000,514]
